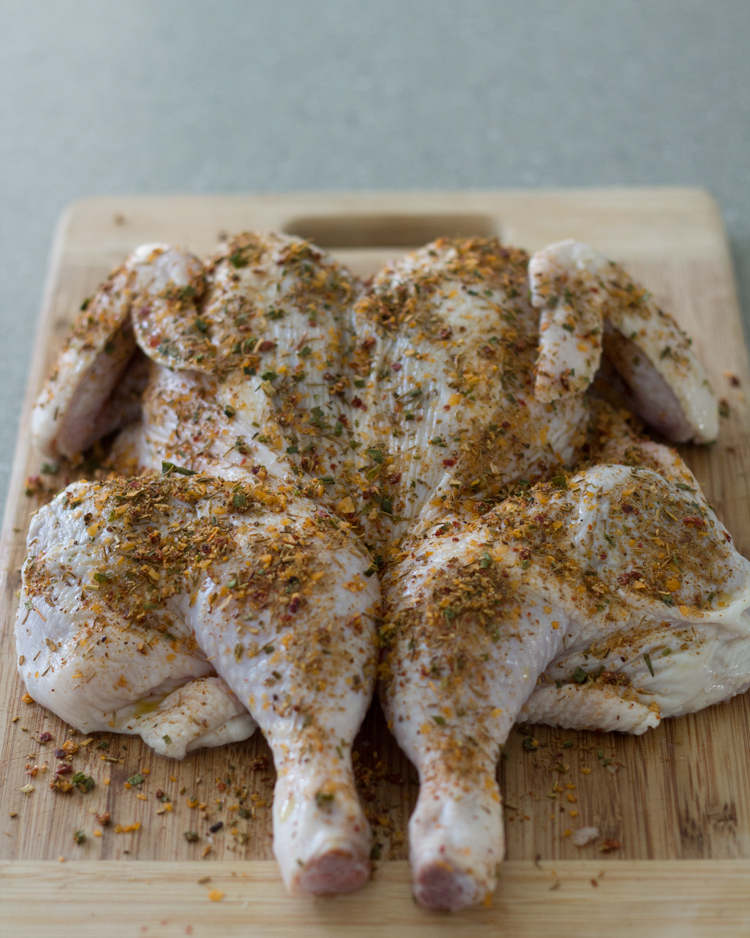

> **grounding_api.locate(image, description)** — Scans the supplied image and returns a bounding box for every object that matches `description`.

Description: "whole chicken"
[24,231,729,911]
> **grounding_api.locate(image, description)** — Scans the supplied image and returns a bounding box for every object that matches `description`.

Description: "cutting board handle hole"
[282,213,497,249]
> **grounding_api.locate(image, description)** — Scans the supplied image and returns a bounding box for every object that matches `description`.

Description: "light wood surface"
[1,188,749,933]
[2,858,750,938]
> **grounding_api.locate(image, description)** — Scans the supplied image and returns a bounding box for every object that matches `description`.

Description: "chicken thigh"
[17,478,255,759]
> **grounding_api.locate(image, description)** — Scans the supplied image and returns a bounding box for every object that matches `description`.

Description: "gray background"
[1,0,748,505]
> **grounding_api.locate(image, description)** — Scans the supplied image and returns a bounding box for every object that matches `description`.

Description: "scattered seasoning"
[73,830,86,845]
[184,831,200,842]
[71,773,95,793]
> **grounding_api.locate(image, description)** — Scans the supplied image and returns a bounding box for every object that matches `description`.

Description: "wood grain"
[3,859,750,937]
[1,189,749,886]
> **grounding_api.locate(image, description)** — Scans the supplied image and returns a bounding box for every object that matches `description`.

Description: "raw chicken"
[379,526,569,909]
[519,439,750,731]
[380,438,749,908]
[33,244,204,458]
[350,238,589,547]
[17,472,380,894]
[16,478,255,758]
[530,239,717,442]
[24,231,728,909]
[124,233,363,510]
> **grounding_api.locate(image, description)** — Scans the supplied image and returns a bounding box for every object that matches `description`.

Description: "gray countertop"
[1,0,748,506]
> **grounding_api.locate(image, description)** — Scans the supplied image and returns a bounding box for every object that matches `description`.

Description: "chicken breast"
[350,238,590,548]
[115,233,366,517]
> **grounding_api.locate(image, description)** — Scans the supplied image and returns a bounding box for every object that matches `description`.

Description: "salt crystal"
[571,825,599,846]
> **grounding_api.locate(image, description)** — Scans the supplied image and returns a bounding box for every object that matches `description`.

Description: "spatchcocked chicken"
[20,232,740,911]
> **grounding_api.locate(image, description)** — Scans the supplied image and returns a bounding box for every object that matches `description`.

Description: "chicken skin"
[118,234,363,505]
[349,239,590,547]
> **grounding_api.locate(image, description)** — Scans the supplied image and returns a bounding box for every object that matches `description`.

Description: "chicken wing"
[530,239,718,442]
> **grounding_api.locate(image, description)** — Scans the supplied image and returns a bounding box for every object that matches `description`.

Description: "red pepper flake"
[442,459,456,467]
[683,516,706,527]
[599,839,621,853]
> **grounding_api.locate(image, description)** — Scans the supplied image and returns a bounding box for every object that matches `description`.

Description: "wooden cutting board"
[2,188,750,936]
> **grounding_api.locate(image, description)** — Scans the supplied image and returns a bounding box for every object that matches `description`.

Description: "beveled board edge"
[1,859,750,937]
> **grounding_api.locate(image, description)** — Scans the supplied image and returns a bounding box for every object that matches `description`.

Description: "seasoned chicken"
[349,239,590,547]
[25,231,729,909]
[380,438,749,908]
[121,234,363,504]
[530,239,717,442]
[16,478,255,758]
[519,440,750,731]
[379,528,569,910]
[17,473,380,894]
[33,244,204,458]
